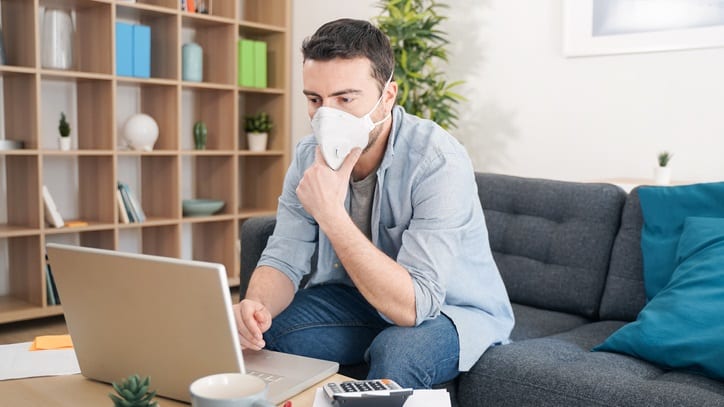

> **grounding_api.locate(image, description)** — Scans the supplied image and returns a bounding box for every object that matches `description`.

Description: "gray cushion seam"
[484,207,617,225]
[469,371,617,406]
[494,251,603,273]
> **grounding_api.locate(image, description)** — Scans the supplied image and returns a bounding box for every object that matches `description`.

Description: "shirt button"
[334,263,339,268]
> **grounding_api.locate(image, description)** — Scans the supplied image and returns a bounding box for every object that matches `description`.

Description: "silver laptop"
[46,243,339,404]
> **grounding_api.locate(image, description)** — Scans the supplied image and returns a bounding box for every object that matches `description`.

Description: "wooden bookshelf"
[0,0,290,324]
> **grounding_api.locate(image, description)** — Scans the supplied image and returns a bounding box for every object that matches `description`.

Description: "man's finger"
[339,147,361,176]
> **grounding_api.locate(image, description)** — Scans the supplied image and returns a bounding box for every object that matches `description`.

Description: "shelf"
[0,0,290,325]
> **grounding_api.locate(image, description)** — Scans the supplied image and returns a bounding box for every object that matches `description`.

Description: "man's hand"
[233,299,272,350]
[296,147,361,223]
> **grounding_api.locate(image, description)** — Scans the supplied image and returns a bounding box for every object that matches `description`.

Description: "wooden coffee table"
[0,373,352,407]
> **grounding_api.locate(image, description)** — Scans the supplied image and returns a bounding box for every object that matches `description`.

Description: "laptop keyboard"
[248,370,283,383]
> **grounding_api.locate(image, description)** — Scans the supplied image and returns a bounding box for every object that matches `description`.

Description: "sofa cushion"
[595,216,724,381]
[638,182,724,299]
[458,321,724,407]
[510,303,589,342]
[598,188,647,321]
[476,173,626,319]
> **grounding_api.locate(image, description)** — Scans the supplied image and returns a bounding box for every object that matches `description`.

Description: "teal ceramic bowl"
[182,199,225,217]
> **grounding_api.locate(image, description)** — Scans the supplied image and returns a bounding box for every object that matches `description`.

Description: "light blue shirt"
[258,106,514,371]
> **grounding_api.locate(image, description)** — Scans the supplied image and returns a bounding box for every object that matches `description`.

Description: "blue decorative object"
[115,22,133,76]
[594,216,724,381]
[638,182,724,299]
[133,24,151,78]
[182,42,203,82]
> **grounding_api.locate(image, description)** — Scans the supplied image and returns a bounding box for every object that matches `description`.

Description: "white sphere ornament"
[123,113,159,151]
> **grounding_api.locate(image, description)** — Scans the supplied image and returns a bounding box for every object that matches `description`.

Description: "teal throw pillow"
[638,182,724,300]
[594,216,724,380]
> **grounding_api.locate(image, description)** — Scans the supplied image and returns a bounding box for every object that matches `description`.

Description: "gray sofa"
[239,173,724,406]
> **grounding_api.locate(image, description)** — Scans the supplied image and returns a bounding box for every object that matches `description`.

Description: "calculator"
[323,379,413,407]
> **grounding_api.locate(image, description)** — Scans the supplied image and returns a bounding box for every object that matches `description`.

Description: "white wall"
[292,0,724,183]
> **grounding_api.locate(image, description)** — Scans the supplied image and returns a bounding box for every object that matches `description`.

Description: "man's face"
[302,57,388,123]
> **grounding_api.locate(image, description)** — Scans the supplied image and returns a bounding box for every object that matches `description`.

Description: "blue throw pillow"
[594,216,724,380]
[638,182,724,300]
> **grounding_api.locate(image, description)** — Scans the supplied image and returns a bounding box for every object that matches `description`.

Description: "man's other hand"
[233,299,272,350]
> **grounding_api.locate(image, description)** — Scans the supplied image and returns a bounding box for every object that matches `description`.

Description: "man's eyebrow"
[302,89,362,97]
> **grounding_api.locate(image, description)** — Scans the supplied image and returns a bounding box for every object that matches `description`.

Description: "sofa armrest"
[239,216,276,300]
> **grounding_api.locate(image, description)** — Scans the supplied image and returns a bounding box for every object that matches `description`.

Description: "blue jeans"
[262,284,460,388]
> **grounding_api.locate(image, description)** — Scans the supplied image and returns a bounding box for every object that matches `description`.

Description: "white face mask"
[311,73,393,170]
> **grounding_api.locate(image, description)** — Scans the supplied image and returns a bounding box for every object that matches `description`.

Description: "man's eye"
[308,97,320,104]
[341,97,353,103]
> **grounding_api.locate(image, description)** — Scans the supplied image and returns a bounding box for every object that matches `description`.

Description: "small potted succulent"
[193,120,207,150]
[58,112,71,151]
[244,112,273,152]
[654,151,673,185]
[109,374,158,407]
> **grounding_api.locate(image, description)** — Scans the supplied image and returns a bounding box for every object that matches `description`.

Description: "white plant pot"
[654,166,671,185]
[247,132,268,152]
[58,137,71,151]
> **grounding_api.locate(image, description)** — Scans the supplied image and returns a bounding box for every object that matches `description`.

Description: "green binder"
[253,40,267,88]
[238,39,255,87]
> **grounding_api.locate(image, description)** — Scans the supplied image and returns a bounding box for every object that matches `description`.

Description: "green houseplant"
[109,374,158,407]
[244,112,273,151]
[58,112,71,150]
[375,0,464,130]
[654,151,673,185]
[193,120,207,150]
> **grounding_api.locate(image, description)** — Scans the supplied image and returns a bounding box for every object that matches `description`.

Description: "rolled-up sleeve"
[256,142,317,290]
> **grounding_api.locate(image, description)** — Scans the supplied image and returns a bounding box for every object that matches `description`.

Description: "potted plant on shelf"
[58,112,71,151]
[245,112,273,152]
[193,120,207,150]
[109,374,158,407]
[654,151,673,185]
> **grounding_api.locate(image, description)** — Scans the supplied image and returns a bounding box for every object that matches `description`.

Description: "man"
[233,18,513,389]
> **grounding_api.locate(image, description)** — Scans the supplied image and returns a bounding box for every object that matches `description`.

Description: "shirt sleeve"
[398,147,482,325]
[256,141,317,290]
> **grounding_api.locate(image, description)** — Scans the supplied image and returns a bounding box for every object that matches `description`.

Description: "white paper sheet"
[0,341,80,381]
[312,387,451,407]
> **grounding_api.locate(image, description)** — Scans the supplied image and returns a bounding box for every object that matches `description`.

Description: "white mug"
[190,373,275,407]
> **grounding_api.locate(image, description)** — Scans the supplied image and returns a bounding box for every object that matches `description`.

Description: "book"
[116,189,130,224]
[115,22,134,76]
[253,40,267,88]
[45,263,56,306]
[117,182,137,222]
[42,185,64,228]
[132,24,151,78]
[117,181,146,223]
[64,220,88,228]
[238,39,255,87]
[45,254,60,305]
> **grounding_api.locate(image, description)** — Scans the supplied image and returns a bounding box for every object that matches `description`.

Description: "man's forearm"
[245,266,296,318]
[319,212,417,326]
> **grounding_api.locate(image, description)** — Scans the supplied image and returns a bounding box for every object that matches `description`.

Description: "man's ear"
[384,80,398,108]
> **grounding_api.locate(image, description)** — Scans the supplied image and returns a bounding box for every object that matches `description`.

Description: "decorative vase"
[654,166,671,185]
[42,7,74,70]
[123,113,159,151]
[182,42,203,82]
[58,137,71,151]
[193,121,207,150]
[247,132,268,151]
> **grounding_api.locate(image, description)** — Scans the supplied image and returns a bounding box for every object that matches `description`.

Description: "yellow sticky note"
[29,334,74,351]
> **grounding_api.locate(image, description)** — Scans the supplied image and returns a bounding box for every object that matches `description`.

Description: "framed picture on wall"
[563,0,724,57]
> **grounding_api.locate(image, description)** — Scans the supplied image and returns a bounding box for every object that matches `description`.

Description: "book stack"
[117,181,146,223]
[238,39,267,88]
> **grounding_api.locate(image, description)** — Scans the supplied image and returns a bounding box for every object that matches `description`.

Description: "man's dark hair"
[302,18,394,93]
